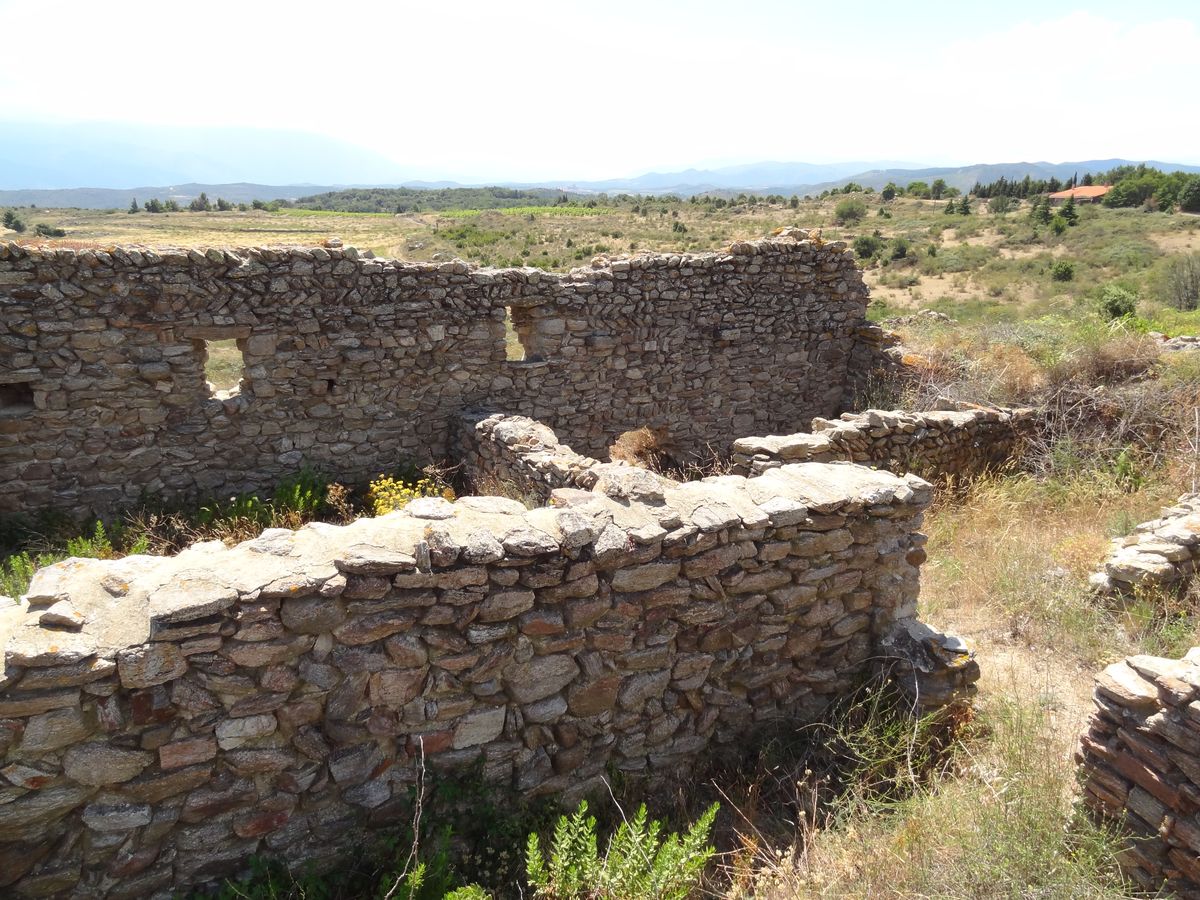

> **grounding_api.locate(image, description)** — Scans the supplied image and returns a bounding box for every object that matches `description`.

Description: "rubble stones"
[1090,495,1200,598]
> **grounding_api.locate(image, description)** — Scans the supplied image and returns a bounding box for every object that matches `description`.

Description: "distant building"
[1048,185,1111,204]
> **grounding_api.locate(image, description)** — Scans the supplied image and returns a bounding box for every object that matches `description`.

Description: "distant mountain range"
[2,119,1198,208]
[0,121,424,192]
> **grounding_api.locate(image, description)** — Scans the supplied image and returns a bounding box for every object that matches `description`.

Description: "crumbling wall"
[1077,651,1200,894]
[454,411,602,504]
[731,404,1034,479]
[1089,494,1200,597]
[0,459,979,897]
[0,231,869,518]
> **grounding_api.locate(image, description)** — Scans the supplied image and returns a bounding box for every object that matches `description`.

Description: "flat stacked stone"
[1089,494,1200,596]
[1077,650,1200,895]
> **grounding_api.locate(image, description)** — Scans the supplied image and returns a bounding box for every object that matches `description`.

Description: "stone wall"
[0,230,869,518]
[730,404,1034,480]
[1077,650,1200,894]
[0,456,984,897]
[454,411,603,504]
[1089,494,1200,597]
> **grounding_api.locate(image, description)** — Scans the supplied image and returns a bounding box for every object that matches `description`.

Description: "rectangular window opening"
[201,338,246,399]
[504,307,526,362]
[0,380,35,416]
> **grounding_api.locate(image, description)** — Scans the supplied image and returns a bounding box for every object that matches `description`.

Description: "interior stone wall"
[0,231,868,518]
[730,404,1034,480]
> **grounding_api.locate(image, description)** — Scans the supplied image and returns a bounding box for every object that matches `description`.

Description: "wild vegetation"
[0,466,454,599]
[4,189,1200,897]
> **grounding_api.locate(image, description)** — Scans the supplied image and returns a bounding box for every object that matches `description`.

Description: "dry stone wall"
[730,404,1034,480]
[1089,494,1200,597]
[0,458,981,897]
[0,230,869,518]
[454,411,603,504]
[1078,650,1200,895]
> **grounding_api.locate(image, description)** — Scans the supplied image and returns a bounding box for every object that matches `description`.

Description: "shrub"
[1098,285,1138,320]
[2,210,26,233]
[987,195,1013,215]
[1050,260,1075,282]
[890,237,910,260]
[1164,252,1200,310]
[852,234,883,259]
[525,800,718,900]
[34,223,66,238]
[833,197,867,225]
[368,473,455,515]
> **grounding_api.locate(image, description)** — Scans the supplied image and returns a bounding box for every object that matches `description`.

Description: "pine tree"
[128,198,139,214]
[957,195,971,215]
[1060,195,1079,226]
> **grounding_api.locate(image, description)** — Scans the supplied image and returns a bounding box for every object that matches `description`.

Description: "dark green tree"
[957,196,971,215]
[931,178,948,200]
[1179,178,1200,213]
[1060,195,1078,226]
[128,198,139,214]
[881,182,898,202]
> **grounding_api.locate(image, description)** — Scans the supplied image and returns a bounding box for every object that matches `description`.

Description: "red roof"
[1048,185,1111,200]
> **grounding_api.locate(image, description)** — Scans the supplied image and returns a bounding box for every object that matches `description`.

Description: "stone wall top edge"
[732,404,1033,455]
[1,461,929,669]
[0,233,854,282]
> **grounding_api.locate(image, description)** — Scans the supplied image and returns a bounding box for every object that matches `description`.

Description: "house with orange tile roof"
[1048,185,1111,204]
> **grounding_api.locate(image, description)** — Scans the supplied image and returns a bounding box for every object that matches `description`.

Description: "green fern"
[526,800,718,900]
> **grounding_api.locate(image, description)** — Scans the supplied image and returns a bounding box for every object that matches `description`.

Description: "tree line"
[972,165,1200,212]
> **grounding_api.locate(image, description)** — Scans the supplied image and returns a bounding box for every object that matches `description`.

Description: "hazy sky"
[3,0,1198,179]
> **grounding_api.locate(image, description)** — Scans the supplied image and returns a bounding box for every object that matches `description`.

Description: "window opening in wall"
[201,339,246,399]
[504,306,525,361]
[0,380,35,416]
[505,305,552,363]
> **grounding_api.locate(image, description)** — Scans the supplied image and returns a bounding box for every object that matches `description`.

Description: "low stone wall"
[1089,494,1200,597]
[730,404,1034,479]
[1077,650,1200,894]
[454,411,603,504]
[0,458,979,897]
